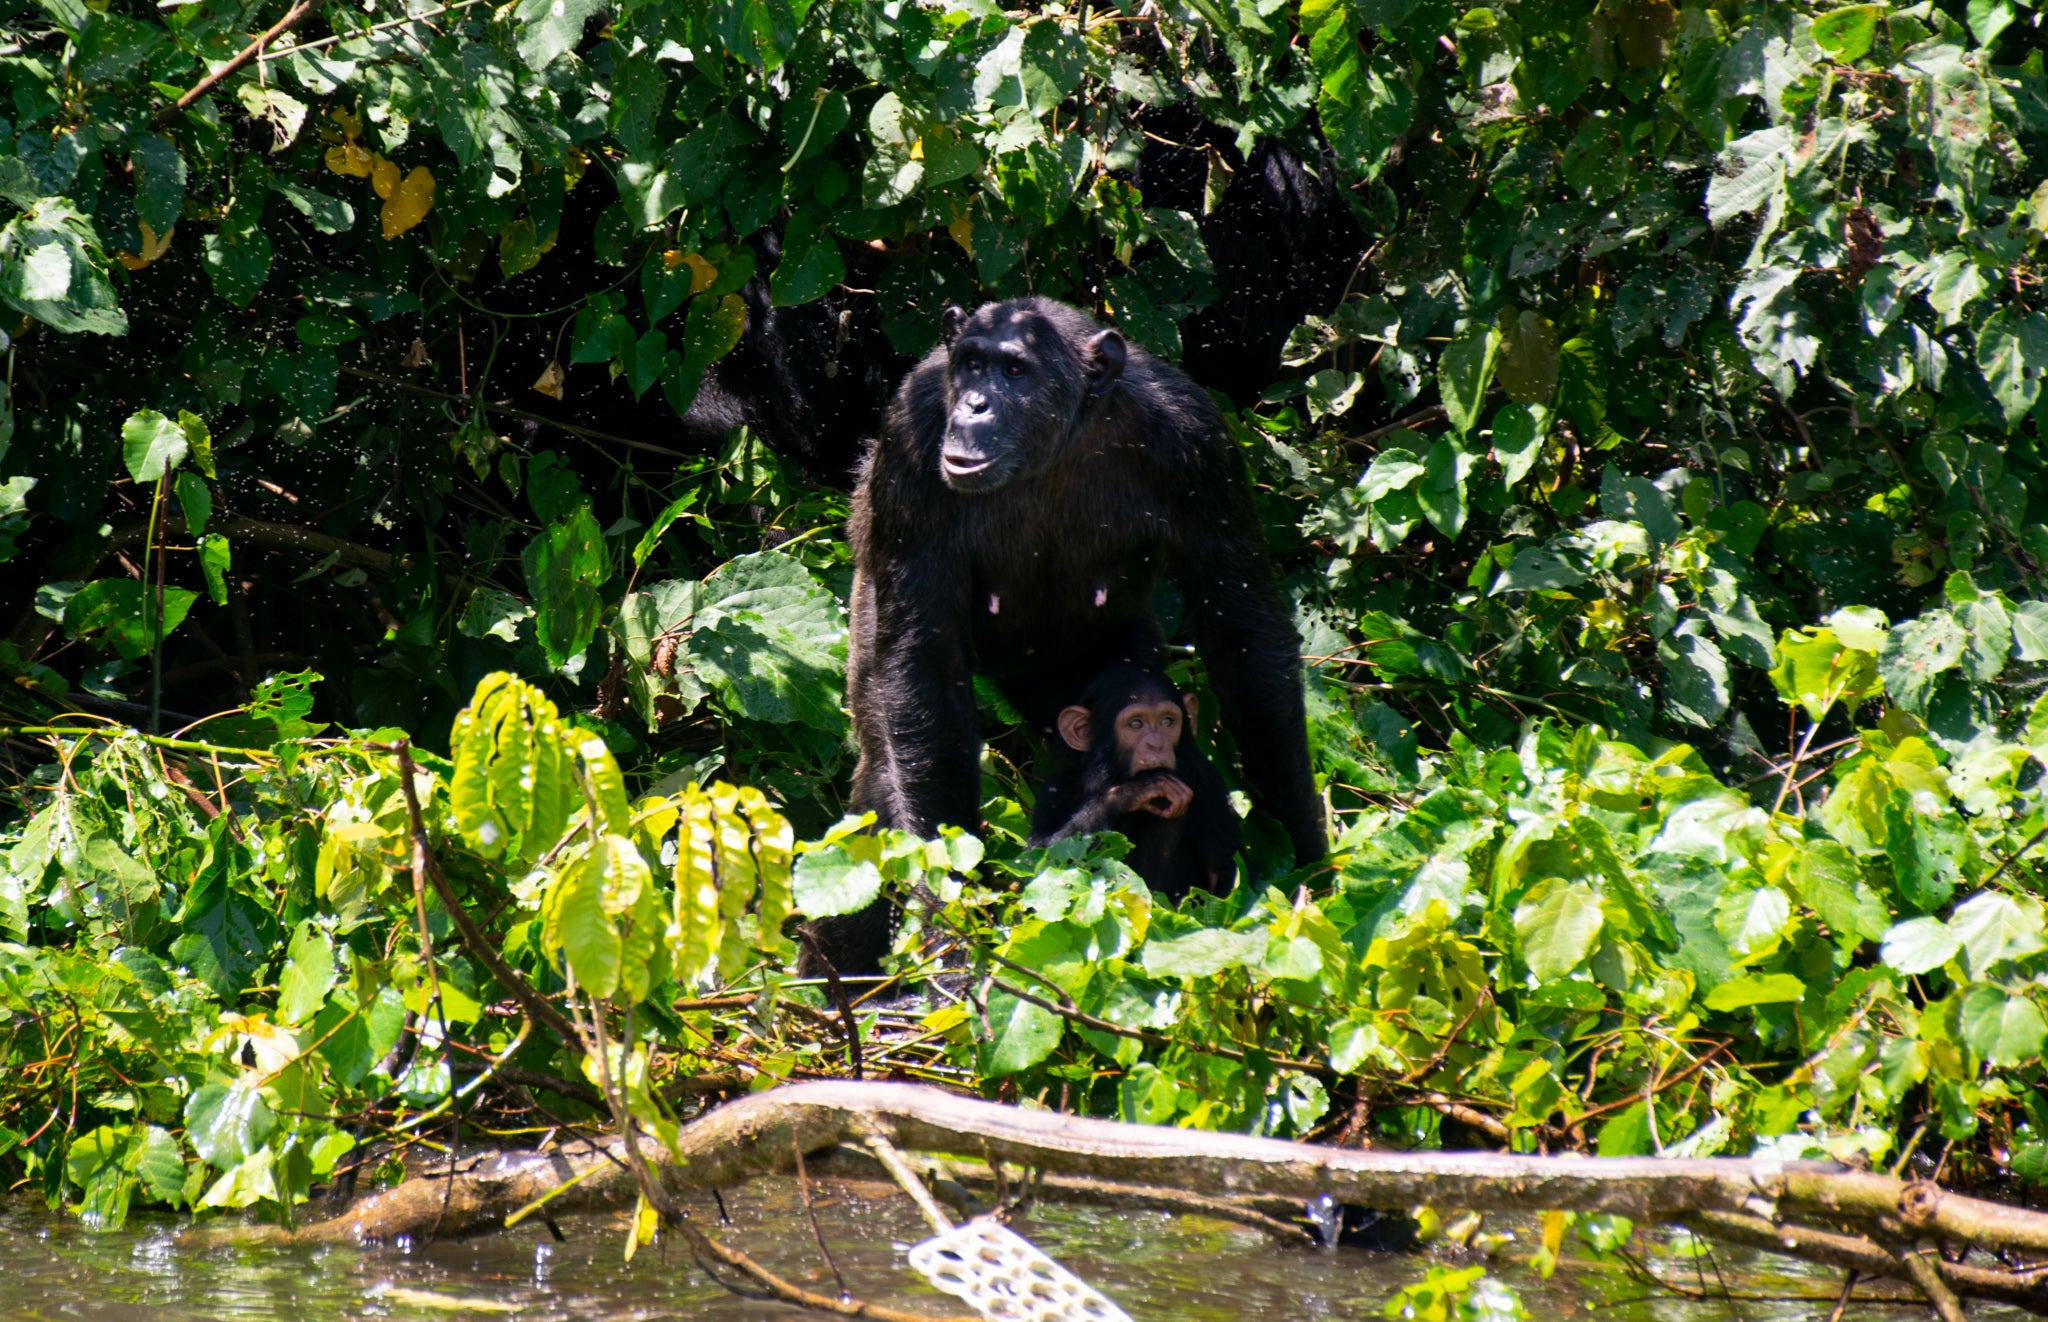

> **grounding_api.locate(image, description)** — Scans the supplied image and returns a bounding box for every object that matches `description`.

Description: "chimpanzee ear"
[1180,693,1198,725]
[940,305,968,345]
[1084,329,1127,396]
[1057,705,1093,752]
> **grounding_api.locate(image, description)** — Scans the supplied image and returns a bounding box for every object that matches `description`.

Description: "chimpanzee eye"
[1004,361,1024,378]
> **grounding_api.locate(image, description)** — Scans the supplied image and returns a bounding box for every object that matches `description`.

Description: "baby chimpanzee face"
[1113,697,1184,773]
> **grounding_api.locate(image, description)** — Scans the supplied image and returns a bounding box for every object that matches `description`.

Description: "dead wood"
[234,1080,2048,1315]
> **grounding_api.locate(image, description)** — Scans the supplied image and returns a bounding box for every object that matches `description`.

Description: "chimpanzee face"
[936,303,1126,494]
[1058,690,1197,774]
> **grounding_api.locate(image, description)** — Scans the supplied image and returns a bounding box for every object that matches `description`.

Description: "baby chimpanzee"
[1029,667,1241,899]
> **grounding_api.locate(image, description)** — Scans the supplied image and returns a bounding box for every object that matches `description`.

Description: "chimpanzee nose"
[966,392,989,414]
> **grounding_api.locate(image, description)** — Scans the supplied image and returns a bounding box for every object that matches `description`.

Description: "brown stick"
[1900,1241,1969,1322]
[157,1,320,124]
[387,741,587,1056]
[1687,1210,2048,1314]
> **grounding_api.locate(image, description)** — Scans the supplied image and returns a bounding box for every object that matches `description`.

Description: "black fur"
[818,297,1324,973]
[1029,667,1240,901]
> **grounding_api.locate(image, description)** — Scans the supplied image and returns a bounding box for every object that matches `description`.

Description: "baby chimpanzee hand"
[1107,772,1192,819]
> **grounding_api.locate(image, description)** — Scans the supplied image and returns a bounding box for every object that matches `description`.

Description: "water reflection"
[0,1175,2022,1321]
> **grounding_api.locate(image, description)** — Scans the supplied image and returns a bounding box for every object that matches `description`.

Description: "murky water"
[0,1171,2012,1321]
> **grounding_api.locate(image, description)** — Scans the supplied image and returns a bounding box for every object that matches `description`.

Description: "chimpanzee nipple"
[988,594,1000,614]
[1093,585,1108,607]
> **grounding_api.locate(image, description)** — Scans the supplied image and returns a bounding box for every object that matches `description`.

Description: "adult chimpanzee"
[1029,667,1240,900]
[819,297,1324,974]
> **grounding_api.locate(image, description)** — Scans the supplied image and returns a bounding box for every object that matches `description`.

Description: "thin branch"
[387,741,588,1056]
[867,1134,954,1235]
[157,1,320,125]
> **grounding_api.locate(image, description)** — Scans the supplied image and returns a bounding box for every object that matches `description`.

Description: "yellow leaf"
[329,106,362,140]
[532,360,566,400]
[380,166,435,239]
[947,213,975,258]
[661,248,686,270]
[910,136,925,160]
[682,252,717,294]
[370,154,400,201]
[117,219,174,270]
[324,142,372,177]
[564,147,588,192]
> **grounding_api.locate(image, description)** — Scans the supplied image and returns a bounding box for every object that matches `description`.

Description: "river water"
[0,1170,2014,1321]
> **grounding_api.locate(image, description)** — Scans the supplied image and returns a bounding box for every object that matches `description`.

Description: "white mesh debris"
[907,1218,1133,1322]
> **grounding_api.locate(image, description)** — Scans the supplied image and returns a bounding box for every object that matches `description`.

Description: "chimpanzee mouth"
[940,452,1013,491]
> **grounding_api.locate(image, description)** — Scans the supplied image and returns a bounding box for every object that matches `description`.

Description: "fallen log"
[248,1080,2048,1315]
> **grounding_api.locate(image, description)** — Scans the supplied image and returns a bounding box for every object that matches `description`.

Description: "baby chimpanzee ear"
[940,305,968,345]
[1057,704,1093,752]
[1180,692,1198,725]
[1084,329,1126,396]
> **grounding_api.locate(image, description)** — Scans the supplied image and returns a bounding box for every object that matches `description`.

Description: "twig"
[386,740,588,1055]
[256,0,481,60]
[1982,822,2048,891]
[1827,1270,1860,1322]
[1900,1242,1969,1322]
[157,0,319,124]
[867,1134,954,1235]
[792,1136,849,1300]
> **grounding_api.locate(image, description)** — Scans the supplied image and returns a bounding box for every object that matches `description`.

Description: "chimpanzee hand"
[1107,772,1192,819]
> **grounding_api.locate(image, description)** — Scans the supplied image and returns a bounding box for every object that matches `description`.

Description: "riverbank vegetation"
[3,0,2048,1312]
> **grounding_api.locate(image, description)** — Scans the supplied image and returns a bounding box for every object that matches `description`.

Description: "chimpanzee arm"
[1033,772,1191,844]
[1173,448,1327,865]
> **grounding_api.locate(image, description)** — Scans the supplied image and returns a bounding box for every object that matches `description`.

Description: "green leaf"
[2012,602,2048,662]
[131,134,186,235]
[1885,797,1957,913]
[1358,445,1426,501]
[200,228,272,307]
[792,845,884,918]
[274,182,353,234]
[1810,4,1884,61]
[1977,309,2048,429]
[1701,972,1807,1011]
[121,410,188,483]
[769,229,845,307]
[184,1084,275,1169]
[63,579,198,659]
[1140,927,1264,978]
[1438,326,1499,435]
[174,470,211,536]
[130,1125,186,1204]
[1789,841,1889,945]
[1880,611,1968,714]
[1881,915,1961,975]
[277,923,336,1025]
[687,552,847,730]
[1495,310,1559,404]
[1658,627,1730,727]
[521,504,609,670]
[1490,542,1590,593]
[0,199,128,335]
[550,855,621,1000]
[1596,1101,1654,1155]
[1418,435,1474,538]
[1949,892,2047,976]
[981,990,1064,1076]
[1599,468,1681,546]
[1514,878,1604,982]
[1959,986,2047,1067]
[1769,627,1881,721]
[199,532,229,606]
[1490,403,1548,488]
[514,0,604,70]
